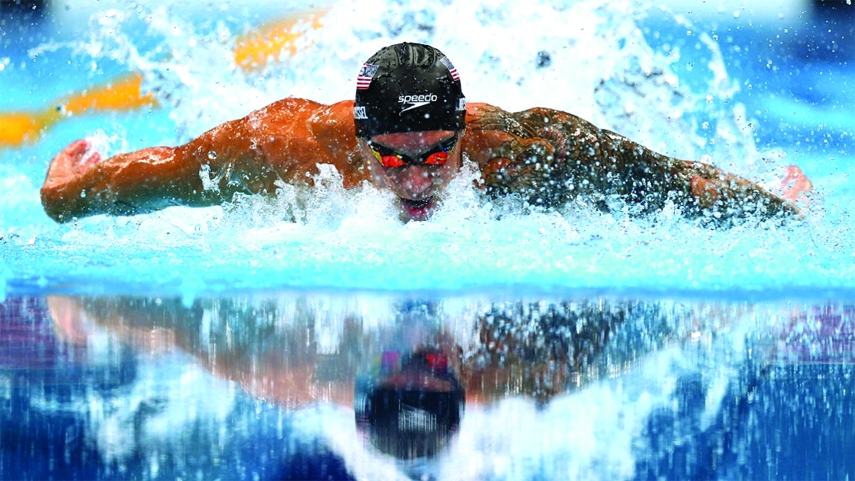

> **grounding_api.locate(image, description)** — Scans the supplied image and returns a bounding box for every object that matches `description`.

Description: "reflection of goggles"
[380,350,449,377]
[355,348,465,460]
[368,134,458,169]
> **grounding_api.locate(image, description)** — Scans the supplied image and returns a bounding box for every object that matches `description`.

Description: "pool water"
[1,0,854,479]
[2,294,854,480]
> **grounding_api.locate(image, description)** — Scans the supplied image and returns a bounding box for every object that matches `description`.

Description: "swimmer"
[40,42,811,224]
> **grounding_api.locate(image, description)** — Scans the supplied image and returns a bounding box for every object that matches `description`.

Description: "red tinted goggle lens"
[369,134,458,169]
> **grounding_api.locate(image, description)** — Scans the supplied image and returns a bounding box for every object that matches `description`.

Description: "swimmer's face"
[359,130,462,222]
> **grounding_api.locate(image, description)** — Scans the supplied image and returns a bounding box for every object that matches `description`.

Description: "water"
[0,0,853,479]
[3,294,854,480]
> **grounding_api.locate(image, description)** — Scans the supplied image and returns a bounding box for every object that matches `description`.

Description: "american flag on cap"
[440,56,459,82]
[356,63,379,90]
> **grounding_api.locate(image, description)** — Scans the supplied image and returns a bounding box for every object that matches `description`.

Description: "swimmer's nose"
[400,166,433,197]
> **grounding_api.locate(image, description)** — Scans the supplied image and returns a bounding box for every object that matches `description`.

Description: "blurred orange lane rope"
[0,9,326,148]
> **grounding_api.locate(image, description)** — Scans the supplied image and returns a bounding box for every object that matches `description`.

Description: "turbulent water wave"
[0,0,852,297]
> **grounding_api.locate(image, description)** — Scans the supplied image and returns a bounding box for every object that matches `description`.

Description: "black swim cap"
[354,43,466,138]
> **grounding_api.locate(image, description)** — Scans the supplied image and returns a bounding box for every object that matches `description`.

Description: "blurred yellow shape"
[0,9,326,148]
[234,9,326,71]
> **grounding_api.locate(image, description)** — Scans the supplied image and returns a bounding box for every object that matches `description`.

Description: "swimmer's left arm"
[465,103,807,221]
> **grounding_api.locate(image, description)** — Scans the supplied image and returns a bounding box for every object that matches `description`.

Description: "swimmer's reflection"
[355,347,464,460]
[47,295,641,462]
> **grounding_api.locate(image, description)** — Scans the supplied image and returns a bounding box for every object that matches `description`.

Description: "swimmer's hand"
[45,139,102,183]
[41,139,104,222]
[45,139,101,185]
[686,162,811,221]
[777,165,813,212]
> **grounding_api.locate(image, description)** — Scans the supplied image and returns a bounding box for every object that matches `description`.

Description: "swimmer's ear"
[455,128,466,144]
[354,137,371,158]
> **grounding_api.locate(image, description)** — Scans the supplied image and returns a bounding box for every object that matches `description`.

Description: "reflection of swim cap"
[355,349,465,460]
[353,42,466,138]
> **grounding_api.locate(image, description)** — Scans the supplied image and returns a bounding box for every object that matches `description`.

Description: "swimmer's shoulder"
[242,97,356,154]
[461,103,514,165]
[249,98,354,128]
[464,102,596,136]
[464,102,507,130]
[462,102,596,164]
[225,98,359,184]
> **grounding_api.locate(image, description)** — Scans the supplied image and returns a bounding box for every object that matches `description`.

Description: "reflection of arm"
[47,296,354,408]
[464,103,801,223]
[462,300,684,405]
[41,99,361,222]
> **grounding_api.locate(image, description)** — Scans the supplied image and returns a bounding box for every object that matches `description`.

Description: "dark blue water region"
[1,389,353,481]
[3,295,855,480]
[638,364,855,481]
[1,392,353,481]
[0,296,354,481]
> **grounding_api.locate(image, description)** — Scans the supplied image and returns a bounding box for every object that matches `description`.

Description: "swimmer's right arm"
[40,99,359,222]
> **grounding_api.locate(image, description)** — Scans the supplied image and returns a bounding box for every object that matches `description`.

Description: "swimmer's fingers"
[65,138,103,171]
[45,139,102,185]
[778,165,813,208]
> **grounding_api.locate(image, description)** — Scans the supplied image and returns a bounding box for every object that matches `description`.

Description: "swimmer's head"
[355,348,465,460]
[353,42,466,138]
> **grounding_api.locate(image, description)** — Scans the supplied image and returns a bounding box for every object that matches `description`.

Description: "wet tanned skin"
[41,98,803,223]
[463,103,801,220]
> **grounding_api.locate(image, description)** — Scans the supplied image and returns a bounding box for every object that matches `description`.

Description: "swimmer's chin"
[399,196,434,221]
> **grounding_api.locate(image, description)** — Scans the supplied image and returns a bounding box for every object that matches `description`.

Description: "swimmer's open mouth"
[400,196,434,220]
[401,197,430,209]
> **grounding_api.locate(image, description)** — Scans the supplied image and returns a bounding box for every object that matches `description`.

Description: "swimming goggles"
[368,134,458,169]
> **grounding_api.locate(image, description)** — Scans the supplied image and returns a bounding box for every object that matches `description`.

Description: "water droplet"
[208,150,217,160]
